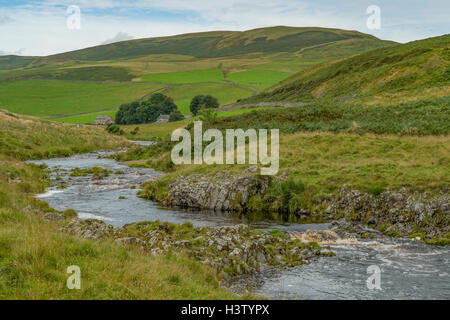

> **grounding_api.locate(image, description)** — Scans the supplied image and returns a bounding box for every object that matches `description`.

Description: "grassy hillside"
[0,27,394,83]
[0,26,395,122]
[7,27,391,66]
[227,70,291,90]
[142,68,225,83]
[0,110,236,299]
[246,34,449,104]
[163,83,254,114]
[0,80,165,118]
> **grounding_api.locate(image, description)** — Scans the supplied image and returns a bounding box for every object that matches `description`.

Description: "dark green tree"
[190,95,205,116]
[189,95,219,115]
[148,93,177,115]
[115,93,178,125]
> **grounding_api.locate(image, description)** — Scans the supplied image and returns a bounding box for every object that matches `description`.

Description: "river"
[29,147,450,300]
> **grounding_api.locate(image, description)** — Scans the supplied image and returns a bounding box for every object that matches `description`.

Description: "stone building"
[93,115,114,126]
[156,114,170,123]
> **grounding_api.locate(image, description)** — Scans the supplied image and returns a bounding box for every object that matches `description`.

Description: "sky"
[0,0,449,56]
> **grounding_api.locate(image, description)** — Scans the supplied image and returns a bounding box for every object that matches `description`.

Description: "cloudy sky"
[0,0,449,56]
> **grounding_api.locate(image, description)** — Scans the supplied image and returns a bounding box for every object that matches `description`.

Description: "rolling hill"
[0,26,394,81]
[0,26,396,121]
[2,27,393,67]
[244,34,449,105]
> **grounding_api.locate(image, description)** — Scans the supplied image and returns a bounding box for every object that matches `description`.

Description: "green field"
[227,70,291,90]
[52,87,262,123]
[0,80,164,118]
[142,68,225,83]
[52,109,118,124]
[163,83,254,114]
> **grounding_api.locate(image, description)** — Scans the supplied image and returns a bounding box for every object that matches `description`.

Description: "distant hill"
[0,26,398,121]
[245,34,449,104]
[0,26,394,73]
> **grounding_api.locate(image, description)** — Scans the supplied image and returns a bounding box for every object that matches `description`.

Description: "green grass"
[138,130,449,206]
[216,96,450,136]
[117,106,277,140]
[51,101,275,125]
[142,68,225,83]
[227,70,291,90]
[0,208,236,299]
[0,109,237,299]
[0,80,164,118]
[0,109,129,160]
[122,96,450,197]
[164,83,254,114]
[52,109,118,124]
[247,34,450,104]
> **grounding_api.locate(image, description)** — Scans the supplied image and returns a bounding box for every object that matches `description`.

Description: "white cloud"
[0,48,25,56]
[102,31,134,45]
[0,13,14,25]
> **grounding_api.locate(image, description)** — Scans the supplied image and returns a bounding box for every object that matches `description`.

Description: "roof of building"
[95,115,113,120]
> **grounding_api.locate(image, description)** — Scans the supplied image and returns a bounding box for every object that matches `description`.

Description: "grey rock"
[43,213,66,221]
[166,171,271,212]
[116,237,146,248]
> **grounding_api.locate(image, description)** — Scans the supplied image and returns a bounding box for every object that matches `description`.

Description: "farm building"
[156,114,170,123]
[93,115,114,126]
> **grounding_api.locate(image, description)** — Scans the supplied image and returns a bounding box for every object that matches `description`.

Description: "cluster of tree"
[115,93,177,125]
[190,95,219,115]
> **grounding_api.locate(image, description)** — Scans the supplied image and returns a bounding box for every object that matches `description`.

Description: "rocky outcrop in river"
[163,170,271,211]
[61,218,332,277]
[327,186,450,242]
[141,169,449,244]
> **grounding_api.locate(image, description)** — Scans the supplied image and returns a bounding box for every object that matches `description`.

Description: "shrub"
[106,125,124,135]
[169,110,185,122]
[198,108,218,124]
[130,127,140,135]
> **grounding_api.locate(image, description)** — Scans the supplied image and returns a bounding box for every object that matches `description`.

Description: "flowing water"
[30,147,450,300]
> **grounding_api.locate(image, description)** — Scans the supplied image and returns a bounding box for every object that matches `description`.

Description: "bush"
[130,127,140,135]
[190,95,219,115]
[198,108,218,124]
[169,110,184,122]
[106,125,124,135]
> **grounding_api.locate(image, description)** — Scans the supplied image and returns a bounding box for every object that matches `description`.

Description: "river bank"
[140,169,450,245]
[30,148,450,299]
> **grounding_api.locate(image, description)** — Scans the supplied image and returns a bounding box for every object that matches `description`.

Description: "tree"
[189,95,219,115]
[148,93,177,115]
[169,110,184,122]
[190,95,204,116]
[114,93,178,125]
[202,95,219,109]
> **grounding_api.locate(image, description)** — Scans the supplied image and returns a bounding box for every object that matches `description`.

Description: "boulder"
[167,171,271,211]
